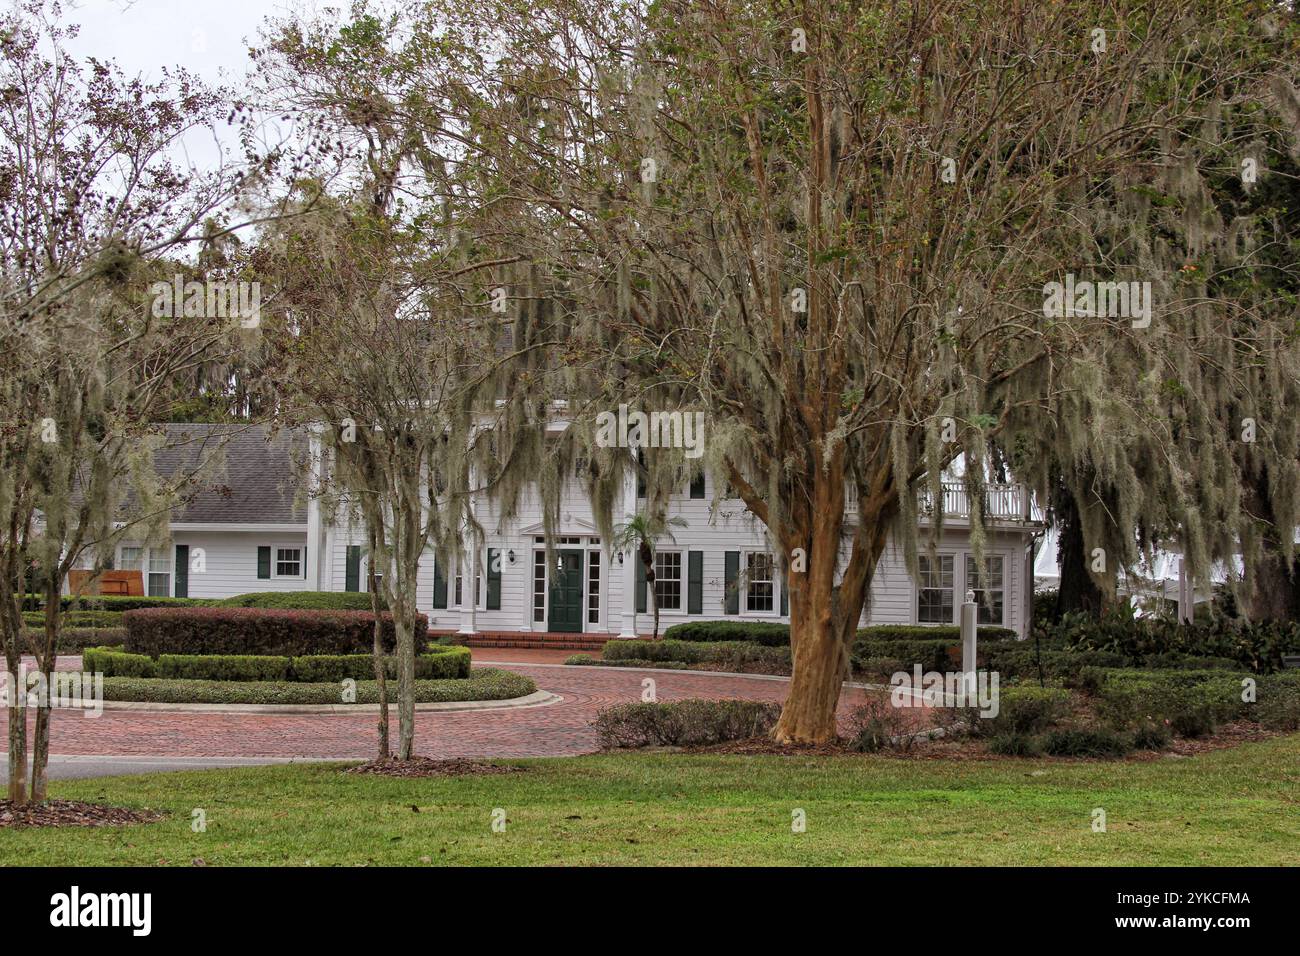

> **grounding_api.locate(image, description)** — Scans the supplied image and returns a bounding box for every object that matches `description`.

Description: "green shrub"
[123,607,425,657]
[564,654,597,665]
[85,644,469,682]
[1131,720,1172,750]
[23,610,123,629]
[845,696,918,753]
[1040,727,1132,757]
[218,591,384,611]
[992,686,1070,736]
[602,639,790,671]
[1045,607,1300,673]
[60,595,219,611]
[22,627,126,653]
[100,667,535,705]
[988,732,1042,756]
[1255,677,1300,730]
[602,639,708,664]
[290,646,470,682]
[661,621,792,646]
[1091,668,1247,735]
[592,699,781,748]
[857,624,1017,642]
[82,646,157,679]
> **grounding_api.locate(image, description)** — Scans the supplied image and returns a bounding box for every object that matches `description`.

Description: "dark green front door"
[547,550,584,632]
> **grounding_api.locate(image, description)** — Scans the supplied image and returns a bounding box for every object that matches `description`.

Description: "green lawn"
[3,735,1297,865]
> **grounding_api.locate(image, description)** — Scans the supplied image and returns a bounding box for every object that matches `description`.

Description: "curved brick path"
[7,661,883,761]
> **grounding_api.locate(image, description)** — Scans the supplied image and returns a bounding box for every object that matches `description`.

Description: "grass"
[1,734,1296,865]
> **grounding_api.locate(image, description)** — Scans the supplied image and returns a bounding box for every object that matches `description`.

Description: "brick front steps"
[431,630,647,652]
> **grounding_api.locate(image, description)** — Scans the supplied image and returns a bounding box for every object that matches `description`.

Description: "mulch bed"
[0,799,163,829]
[344,757,526,778]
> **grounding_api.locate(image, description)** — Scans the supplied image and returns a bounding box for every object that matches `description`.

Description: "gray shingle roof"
[154,424,307,525]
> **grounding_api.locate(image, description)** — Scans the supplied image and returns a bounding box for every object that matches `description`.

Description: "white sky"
[62,0,308,87]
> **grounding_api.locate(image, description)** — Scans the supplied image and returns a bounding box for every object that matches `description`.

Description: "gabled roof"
[153,424,306,525]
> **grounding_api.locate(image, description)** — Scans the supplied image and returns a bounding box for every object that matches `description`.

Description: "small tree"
[612,512,687,639]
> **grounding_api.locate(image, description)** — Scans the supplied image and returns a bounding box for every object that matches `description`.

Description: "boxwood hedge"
[83,643,470,683]
[98,666,534,705]
[122,606,426,657]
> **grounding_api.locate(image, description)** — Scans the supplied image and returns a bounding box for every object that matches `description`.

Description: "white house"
[106,424,1046,639]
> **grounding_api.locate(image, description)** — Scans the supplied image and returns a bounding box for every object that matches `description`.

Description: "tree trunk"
[647,564,660,640]
[6,664,27,803]
[771,483,882,744]
[1244,468,1300,621]
[1055,488,1105,617]
[395,609,415,760]
[367,532,389,760]
[28,581,61,802]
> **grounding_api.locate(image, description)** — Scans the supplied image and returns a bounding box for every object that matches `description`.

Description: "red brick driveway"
[5,660,881,760]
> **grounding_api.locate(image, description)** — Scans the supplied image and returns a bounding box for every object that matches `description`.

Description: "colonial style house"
[94,424,1047,639]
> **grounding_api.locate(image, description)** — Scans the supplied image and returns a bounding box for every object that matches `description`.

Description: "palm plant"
[612,512,688,639]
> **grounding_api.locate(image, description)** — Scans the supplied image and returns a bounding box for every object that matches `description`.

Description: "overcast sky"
[62,0,305,86]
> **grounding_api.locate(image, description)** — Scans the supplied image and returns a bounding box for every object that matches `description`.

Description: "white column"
[960,589,978,697]
[1177,556,1192,624]
[305,428,323,590]
[618,469,638,638]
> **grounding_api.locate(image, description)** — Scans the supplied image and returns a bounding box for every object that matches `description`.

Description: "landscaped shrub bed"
[661,621,794,647]
[21,626,126,653]
[1046,609,1300,673]
[218,591,383,611]
[99,667,534,705]
[593,699,782,748]
[122,607,427,657]
[23,610,124,629]
[83,643,470,682]
[661,620,1016,648]
[596,639,792,673]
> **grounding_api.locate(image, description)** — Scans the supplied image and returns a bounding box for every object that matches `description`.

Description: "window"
[654,551,682,610]
[119,546,171,596]
[588,551,600,624]
[533,550,546,622]
[454,557,482,608]
[147,550,171,597]
[966,554,1005,625]
[917,555,954,624]
[746,552,774,612]
[275,547,302,578]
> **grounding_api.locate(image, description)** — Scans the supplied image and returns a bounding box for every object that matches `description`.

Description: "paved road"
[0,659,883,781]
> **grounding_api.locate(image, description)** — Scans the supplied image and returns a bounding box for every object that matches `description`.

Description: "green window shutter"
[432,559,448,609]
[689,473,705,499]
[257,546,271,580]
[780,570,789,616]
[687,551,703,614]
[637,475,646,498]
[635,556,647,613]
[302,545,308,578]
[724,551,740,614]
[486,548,502,611]
[174,545,189,598]
[345,545,361,592]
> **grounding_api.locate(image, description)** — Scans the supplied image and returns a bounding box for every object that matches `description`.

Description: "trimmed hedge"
[98,667,535,705]
[218,591,383,610]
[661,621,793,647]
[600,639,791,671]
[662,620,1016,648]
[122,607,426,657]
[593,699,782,748]
[83,644,470,683]
[23,610,124,629]
[20,627,126,653]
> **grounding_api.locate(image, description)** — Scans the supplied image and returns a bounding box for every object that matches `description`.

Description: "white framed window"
[454,556,483,609]
[532,550,546,622]
[966,554,1005,625]
[147,549,172,597]
[117,545,172,596]
[917,554,955,624]
[274,546,303,578]
[745,551,775,613]
[654,551,682,610]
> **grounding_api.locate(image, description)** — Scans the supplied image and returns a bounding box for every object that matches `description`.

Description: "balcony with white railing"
[845,482,1042,524]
